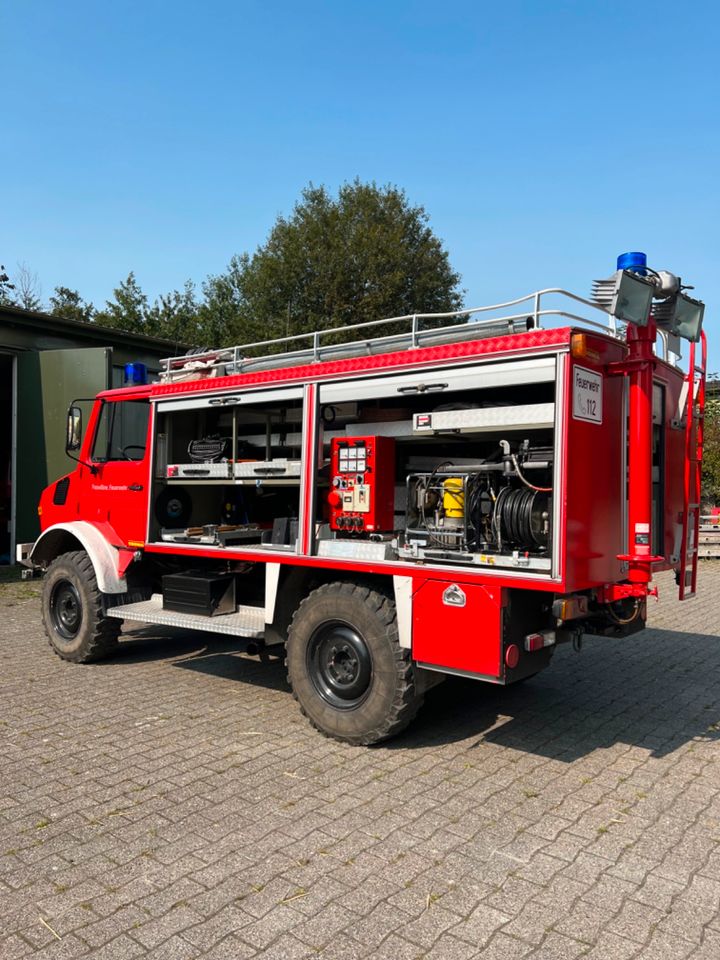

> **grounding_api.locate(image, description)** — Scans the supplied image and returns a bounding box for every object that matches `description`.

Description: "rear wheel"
[42,551,121,663]
[286,582,423,745]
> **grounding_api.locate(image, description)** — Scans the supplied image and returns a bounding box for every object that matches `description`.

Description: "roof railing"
[158,287,679,382]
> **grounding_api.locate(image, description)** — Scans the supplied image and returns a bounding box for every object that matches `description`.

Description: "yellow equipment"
[443,477,465,519]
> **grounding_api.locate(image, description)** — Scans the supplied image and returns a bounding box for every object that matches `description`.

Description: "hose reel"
[494,487,550,549]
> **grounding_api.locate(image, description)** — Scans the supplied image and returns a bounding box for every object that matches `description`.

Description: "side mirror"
[66,406,82,452]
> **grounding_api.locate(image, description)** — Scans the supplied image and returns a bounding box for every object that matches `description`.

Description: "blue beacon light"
[617,251,647,275]
[124,362,148,386]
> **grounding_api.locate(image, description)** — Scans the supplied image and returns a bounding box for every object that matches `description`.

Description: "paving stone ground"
[2,565,720,959]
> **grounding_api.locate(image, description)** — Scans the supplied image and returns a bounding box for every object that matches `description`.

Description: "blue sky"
[2,1,718,367]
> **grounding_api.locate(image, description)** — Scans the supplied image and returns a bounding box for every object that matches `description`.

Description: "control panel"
[328,436,396,533]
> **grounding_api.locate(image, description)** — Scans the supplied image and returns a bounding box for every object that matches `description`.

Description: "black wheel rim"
[307,621,372,710]
[50,580,83,641]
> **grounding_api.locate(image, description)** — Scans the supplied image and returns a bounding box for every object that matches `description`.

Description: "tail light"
[524,631,556,652]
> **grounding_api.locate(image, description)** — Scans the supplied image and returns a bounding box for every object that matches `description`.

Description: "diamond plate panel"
[106,594,265,637]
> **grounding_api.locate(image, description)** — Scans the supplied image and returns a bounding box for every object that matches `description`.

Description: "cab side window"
[92,400,150,462]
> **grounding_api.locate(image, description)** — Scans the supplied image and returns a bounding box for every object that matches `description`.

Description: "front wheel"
[286,582,423,745]
[41,551,121,663]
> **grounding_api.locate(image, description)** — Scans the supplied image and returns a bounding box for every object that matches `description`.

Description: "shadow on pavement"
[111,623,289,692]
[110,623,720,759]
[391,626,720,759]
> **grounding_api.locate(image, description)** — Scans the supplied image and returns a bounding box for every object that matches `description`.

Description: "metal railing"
[159,287,679,382]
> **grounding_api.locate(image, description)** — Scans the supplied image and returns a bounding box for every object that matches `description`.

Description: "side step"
[106,594,265,638]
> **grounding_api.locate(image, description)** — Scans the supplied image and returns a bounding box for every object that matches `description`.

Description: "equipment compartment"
[149,388,304,550]
[316,357,558,576]
[148,356,559,576]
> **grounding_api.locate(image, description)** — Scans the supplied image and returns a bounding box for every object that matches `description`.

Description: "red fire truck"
[19,253,707,744]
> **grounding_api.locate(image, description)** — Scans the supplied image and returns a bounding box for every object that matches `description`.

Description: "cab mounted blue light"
[124,362,148,386]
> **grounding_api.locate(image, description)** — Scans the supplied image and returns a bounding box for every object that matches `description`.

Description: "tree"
[0,262,42,310]
[49,286,95,324]
[144,281,200,343]
[94,272,149,334]
[14,262,43,311]
[702,374,720,505]
[0,264,15,304]
[201,180,463,346]
[94,272,207,344]
[198,254,250,347]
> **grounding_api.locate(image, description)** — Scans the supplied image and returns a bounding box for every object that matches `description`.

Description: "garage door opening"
[0,353,15,564]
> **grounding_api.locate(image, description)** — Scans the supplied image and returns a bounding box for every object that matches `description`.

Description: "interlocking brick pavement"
[1,564,720,958]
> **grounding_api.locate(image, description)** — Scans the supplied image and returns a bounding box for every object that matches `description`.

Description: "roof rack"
[158,287,679,383]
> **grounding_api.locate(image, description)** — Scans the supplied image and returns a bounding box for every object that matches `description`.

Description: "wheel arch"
[265,565,407,647]
[30,522,128,594]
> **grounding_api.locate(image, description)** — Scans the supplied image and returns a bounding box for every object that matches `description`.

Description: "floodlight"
[653,292,705,343]
[591,269,655,325]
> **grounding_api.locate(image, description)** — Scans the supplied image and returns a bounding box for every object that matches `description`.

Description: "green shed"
[0,305,185,562]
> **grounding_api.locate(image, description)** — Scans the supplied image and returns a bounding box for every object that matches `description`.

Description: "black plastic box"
[270,517,300,546]
[162,571,236,617]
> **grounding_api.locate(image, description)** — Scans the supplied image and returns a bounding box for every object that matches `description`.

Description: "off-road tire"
[286,582,423,745]
[41,551,121,663]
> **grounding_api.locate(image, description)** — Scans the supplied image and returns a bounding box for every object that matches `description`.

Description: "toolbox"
[162,570,236,617]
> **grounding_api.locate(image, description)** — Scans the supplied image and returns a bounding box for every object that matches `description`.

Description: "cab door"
[86,397,151,546]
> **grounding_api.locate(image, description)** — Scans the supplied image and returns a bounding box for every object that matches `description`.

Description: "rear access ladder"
[679,332,707,599]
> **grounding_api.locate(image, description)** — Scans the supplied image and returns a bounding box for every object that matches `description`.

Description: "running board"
[106,594,265,638]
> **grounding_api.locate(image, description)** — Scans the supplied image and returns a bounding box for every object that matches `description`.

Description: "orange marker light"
[571,333,587,359]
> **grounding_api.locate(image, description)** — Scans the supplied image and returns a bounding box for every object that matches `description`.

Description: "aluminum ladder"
[678,332,707,600]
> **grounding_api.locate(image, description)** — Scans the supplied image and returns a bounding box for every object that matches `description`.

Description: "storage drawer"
[167,463,231,480]
[233,459,301,479]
